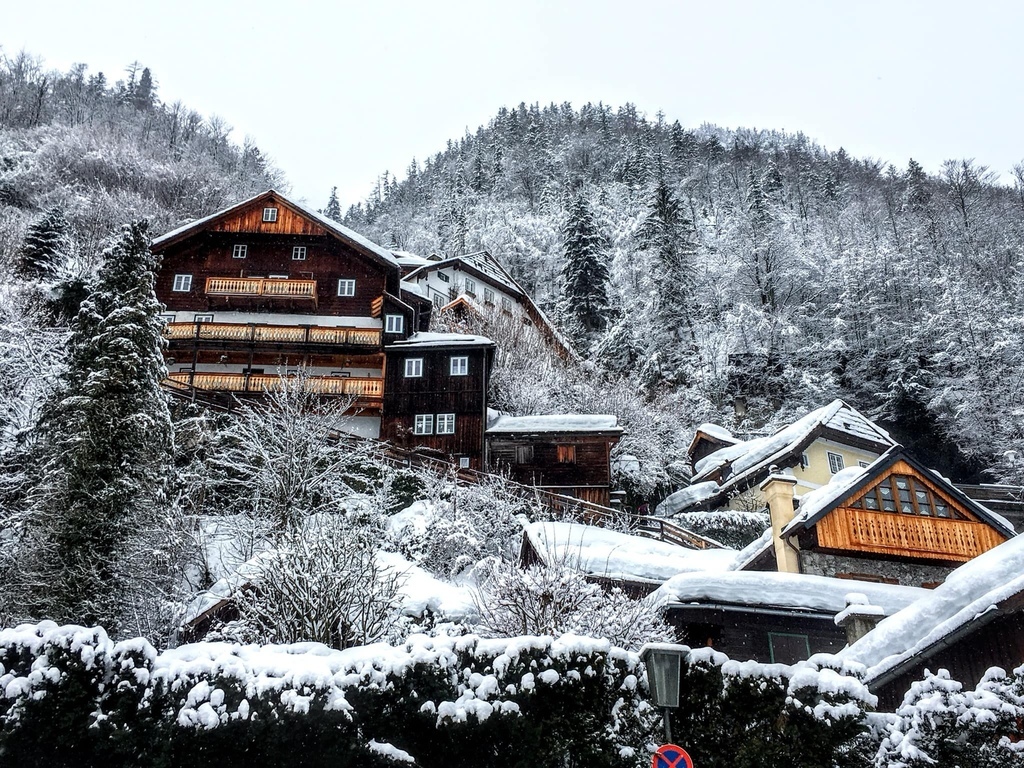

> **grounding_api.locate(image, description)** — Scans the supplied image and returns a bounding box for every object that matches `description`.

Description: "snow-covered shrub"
[873,667,1024,768]
[674,509,768,549]
[474,557,675,651]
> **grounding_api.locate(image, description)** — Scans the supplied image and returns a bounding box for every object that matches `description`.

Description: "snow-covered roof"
[399,279,429,299]
[152,190,400,269]
[657,571,927,616]
[839,532,1024,685]
[387,332,495,349]
[405,250,522,296]
[524,522,737,584]
[691,400,896,489]
[697,422,737,443]
[656,481,722,516]
[393,250,434,268]
[486,414,622,435]
[782,448,1015,538]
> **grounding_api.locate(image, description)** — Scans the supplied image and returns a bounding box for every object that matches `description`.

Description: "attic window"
[263,207,278,222]
[850,474,964,519]
[827,451,845,474]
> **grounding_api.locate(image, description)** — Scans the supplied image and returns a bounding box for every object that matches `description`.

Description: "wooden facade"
[486,418,623,507]
[380,338,495,469]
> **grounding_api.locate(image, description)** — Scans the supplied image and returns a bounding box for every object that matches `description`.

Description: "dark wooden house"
[841,532,1024,710]
[381,333,495,469]
[151,190,431,431]
[486,414,623,506]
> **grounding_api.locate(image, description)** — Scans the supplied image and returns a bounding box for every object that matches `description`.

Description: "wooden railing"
[817,507,1007,562]
[205,277,317,301]
[165,372,383,399]
[164,322,380,347]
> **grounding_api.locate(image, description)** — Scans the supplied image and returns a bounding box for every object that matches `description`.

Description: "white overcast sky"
[4,0,1023,211]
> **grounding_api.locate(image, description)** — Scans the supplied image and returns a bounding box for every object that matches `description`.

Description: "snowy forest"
[346,101,1024,485]
[2,50,1024,767]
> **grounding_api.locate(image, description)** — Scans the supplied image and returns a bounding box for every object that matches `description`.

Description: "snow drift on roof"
[487,414,621,434]
[524,521,736,583]
[657,571,927,616]
[389,332,494,348]
[691,400,894,485]
[839,531,1024,683]
[695,423,738,443]
[656,481,723,516]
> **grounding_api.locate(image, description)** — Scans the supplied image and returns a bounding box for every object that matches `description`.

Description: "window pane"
[862,493,880,510]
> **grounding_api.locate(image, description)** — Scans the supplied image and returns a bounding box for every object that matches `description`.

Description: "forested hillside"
[346,102,1024,483]
[0,52,283,275]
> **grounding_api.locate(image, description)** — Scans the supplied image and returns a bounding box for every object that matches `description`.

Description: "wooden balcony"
[205,277,317,305]
[165,372,383,402]
[816,507,1007,562]
[163,322,380,348]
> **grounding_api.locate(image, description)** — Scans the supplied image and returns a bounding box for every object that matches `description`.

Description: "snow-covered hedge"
[0,622,895,767]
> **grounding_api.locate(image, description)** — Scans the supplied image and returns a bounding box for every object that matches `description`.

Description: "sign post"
[652,744,693,768]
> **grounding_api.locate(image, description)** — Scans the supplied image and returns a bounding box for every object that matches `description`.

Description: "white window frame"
[858,460,871,468]
[436,413,456,434]
[232,244,247,259]
[263,207,278,222]
[484,288,495,304]
[413,414,433,435]
[404,358,423,378]
[193,313,213,323]
[385,314,404,334]
[450,356,468,376]
[172,274,193,292]
[464,278,476,296]
[433,293,446,308]
[827,451,845,474]
[458,457,471,469]
[501,296,513,312]
[292,246,307,261]
[158,313,175,323]
[337,279,356,296]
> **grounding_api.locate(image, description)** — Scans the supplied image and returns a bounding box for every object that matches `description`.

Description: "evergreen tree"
[322,186,342,222]
[18,206,72,278]
[27,221,172,631]
[557,192,609,341]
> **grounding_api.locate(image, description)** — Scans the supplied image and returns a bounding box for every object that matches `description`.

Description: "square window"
[172,274,193,292]
[404,358,423,377]
[450,356,468,376]
[292,246,307,260]
[459,457,471,469]
[465,278,476,296]
[515,445,534,464]
[436,413,456,434]
[484,288,495,304]
[557,445,577,463]
[413,414,433,435]
[768,632,810,664]
[337,279,356,296]
[827,451,845,474]
[263,207,278,222]
[437,271,450,283]
[232,244,247,259]
[385,314,404,334]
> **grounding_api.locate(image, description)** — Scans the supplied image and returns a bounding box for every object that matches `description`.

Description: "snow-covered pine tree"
[26,220,172,631]
[557,191,609,344]
[17,205,73,278]
[322,186,342,222]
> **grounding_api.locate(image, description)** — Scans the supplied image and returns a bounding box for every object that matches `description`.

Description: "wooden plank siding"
[155,233,390,318]
[815,459,1008,562]
[380,346,492,469]
[209,204,328,237]
[488,435,614,489]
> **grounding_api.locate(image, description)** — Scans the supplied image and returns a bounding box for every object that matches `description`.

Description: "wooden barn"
[485,414,623,506]
[381,332,496,469]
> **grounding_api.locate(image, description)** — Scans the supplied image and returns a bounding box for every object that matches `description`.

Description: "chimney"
[760,469,800,574]
[835,593,884,645]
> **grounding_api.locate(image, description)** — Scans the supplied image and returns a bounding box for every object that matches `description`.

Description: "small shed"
[486,414,623,506]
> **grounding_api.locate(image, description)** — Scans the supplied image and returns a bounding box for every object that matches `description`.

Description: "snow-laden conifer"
[557,191,610,343]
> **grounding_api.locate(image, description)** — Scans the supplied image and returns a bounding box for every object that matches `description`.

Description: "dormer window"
[232,244,247,259]
[292,246,307,261]
[385,314,404,334]
[263,207,278,222]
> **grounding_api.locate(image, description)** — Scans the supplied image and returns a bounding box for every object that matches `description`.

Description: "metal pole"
[663,709,672,744]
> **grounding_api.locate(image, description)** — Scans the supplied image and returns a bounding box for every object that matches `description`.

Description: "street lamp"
[640,642,686,743]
